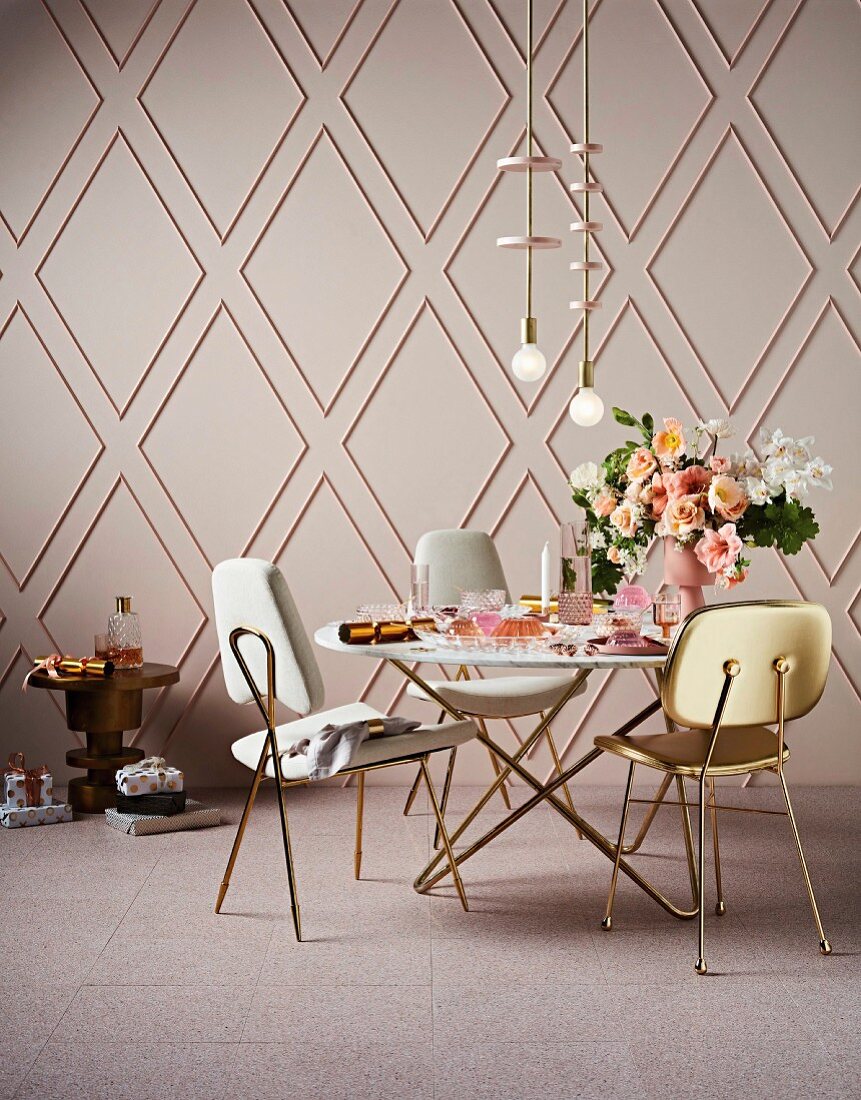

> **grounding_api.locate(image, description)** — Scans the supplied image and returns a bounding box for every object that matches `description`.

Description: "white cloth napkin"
[283,717,421,781]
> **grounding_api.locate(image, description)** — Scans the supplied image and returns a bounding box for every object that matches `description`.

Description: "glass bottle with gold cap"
[108,596,143,668]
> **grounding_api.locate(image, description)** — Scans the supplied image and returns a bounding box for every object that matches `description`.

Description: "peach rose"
[659,494,704,538]
[694,523,743,575]
[652,417,686,465]
[708,475,749,522]
[667,464,711,500]
[607,545,622,564]
[710,455,732,475]
[625,447,658,482]
[609,501,639,538]
[592,490,616,517]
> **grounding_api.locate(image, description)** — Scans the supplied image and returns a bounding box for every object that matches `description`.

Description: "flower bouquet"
[569,408,832,597]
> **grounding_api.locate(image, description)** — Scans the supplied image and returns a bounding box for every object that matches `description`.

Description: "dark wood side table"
[28,662,180,814]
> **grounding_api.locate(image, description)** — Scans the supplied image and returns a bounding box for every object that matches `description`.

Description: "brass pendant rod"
[526,0,534,319]
[582,0,590,361]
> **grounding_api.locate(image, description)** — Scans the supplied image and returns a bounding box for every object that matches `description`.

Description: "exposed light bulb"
[511,342,546,381]
[569,386,604,426]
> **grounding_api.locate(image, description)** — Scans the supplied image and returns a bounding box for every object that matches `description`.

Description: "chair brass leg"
[622,772,673,855]
[709,778,725,915]
[354,771,365,880]
[542,716,583,840]
[479,719,511,810]
[432,746,458,850]
[268,729,302,942]
[421,757,468,912]
[676,776,699,907]
[602,762,635,930]
[778,771,831,955]
[403,768,423,816]
[215,737,268,913]
[695,773,708,974]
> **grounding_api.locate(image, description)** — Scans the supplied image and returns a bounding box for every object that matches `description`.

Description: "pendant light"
[569,0,605,426]
[497,0,561,382]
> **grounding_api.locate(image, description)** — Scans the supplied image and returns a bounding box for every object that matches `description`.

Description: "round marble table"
[28,662,179,813]
[314,622,667,672]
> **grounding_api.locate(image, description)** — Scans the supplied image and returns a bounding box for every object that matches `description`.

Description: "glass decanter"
[108,596,143,668]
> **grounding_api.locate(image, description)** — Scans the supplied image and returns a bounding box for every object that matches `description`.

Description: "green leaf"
[612,407,636,426]
[641,413,654,434]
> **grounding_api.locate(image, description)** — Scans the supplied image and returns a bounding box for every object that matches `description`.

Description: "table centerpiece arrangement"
[568,408,832,614]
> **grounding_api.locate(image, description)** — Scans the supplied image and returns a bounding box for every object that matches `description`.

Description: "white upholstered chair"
[402,530,587,835]
[212,558,476,940]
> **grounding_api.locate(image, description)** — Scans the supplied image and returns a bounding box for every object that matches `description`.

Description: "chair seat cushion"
[406,673,585,719]
[231,702,475,781]
[594,725,790,777]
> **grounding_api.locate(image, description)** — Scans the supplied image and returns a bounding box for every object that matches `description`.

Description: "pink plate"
[570,181,604,192]
[569,300,602,310]
[570,260,603,271]
[570,221,603,232]
[571,143,603,154]
[584,637,668,656]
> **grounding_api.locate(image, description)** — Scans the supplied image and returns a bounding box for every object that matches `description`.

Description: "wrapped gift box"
[0,800,72,829]
[116,763,184,796]
[4,770,52,808]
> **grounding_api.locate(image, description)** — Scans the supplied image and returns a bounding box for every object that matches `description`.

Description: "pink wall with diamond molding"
[0,0,858,787]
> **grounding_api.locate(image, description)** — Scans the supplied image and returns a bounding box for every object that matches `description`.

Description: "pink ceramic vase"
[663,537,714,621]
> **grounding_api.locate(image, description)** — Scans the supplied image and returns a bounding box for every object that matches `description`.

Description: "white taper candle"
[541,541,551,613]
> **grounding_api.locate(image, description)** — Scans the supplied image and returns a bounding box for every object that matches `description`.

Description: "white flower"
[783,472,809,501]
[698,417,734,439]
[590,529,606,550]
[803,458,832,490]
[789,437,814,465]
[764,455,794,489]
[569,461,604,492]
[760,428,793,460]
[745,478,771,506]
[732,450,763,479]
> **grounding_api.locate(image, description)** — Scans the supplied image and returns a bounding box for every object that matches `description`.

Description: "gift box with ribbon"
[4,753,52,808]
[115,756,184,797]
[0,800,73,829]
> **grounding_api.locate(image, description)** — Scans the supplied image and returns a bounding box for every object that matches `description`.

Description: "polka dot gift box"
[4,752,53,807]
[116,756,184,797]
[0,801,73,829]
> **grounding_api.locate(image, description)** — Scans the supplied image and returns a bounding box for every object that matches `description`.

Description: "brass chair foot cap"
[715,901,726,915]
[215,883,228,913]
[820,939,832,955]
[601,916,612,931]
[695,958,708,975]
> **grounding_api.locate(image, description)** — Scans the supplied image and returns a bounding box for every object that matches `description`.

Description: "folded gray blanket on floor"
[283,716,421,780]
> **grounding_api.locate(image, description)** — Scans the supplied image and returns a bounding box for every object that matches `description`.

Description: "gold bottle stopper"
[115,596,132,613]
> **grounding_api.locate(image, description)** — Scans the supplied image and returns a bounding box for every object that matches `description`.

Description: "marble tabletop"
[314,623,667,670]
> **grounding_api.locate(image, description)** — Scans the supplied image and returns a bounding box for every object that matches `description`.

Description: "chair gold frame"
[214,626,471,941]
[595,601,833,974]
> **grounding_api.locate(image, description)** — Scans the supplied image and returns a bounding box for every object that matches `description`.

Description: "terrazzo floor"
[2,782,858,1100]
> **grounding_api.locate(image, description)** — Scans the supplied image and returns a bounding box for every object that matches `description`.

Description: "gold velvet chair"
[595,600,833,974]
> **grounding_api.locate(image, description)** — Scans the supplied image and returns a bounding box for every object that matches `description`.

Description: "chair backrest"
[212,559,325,717]
[414,529,510,606]
[661,601,831,730]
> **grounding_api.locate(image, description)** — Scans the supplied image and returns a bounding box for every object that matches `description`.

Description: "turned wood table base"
[28,663,179,814]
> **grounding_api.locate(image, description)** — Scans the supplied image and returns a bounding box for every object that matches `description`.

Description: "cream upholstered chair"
[596,600,833,974]
[212,559,476,940]
[402,529,587,834]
